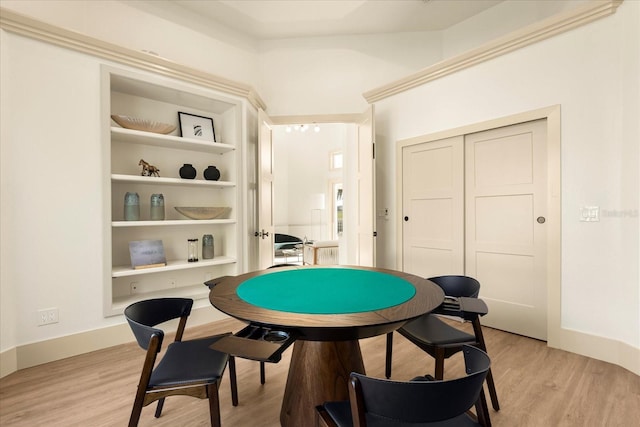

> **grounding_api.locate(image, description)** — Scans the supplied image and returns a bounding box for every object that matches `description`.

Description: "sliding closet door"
[401,136,464,278]
[465,119,548,340]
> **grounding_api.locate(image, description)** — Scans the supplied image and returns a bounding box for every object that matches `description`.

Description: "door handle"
[404,216,409,221]
[254,229,270,239]
[537,216,546,224]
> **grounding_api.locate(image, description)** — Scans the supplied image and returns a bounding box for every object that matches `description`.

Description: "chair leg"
[385,332,393,378]
[208,382,222,427]
[128,391,145,427]
[228,356,238,406]
[434,348,445,380]
[475,388,492,427]
[154,397,165,418]
[472,319,500,411]
[485,368,500,411]
[260,361,266,385]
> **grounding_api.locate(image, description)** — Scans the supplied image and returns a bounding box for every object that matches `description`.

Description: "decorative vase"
[124,192,140,221]
[150,193,165,220]
[179,163,197,179]
[203,165,221,181]
[202,234,214,259]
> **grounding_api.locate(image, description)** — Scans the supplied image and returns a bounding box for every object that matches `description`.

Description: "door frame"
[395,105,561,346]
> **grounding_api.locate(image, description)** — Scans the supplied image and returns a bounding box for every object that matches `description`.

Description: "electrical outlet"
[130,282,139,294]
[37,308,59,326]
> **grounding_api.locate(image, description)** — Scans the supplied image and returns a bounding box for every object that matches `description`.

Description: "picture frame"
[178,111,216,142]
[129,240,167,269]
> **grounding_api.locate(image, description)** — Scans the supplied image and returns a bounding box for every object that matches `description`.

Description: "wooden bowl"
[174,206,231,220]
[111,114,176,134]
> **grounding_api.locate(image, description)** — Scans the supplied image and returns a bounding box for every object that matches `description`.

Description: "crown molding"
[0,8,266,111]
[363,0,624,103]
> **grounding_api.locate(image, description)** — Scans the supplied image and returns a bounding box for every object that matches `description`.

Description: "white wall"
[374,1,639,348]
[0,0,260,87]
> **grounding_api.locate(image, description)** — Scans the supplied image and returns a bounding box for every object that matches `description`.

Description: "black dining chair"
[385,275,500,414]
[124,297,237,426]
[317,345,491,427]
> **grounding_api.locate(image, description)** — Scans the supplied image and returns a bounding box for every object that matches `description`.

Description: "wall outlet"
[37,308,59,326]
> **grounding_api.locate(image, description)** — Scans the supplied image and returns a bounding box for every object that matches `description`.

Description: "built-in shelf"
[113,219,236,227]
[112,256,237,277]
[111,127,235,154]
[103,65,245,316]
[111,284,210,313]
[111,174,236,188]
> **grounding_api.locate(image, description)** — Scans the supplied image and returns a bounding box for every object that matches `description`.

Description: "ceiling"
[153,0,506,40]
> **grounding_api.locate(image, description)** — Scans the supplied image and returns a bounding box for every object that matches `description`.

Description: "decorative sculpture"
[139,159,160,177]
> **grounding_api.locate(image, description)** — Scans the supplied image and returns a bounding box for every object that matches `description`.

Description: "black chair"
[317,345,491,427]
[124,298,237,427]
[385,275,500,413]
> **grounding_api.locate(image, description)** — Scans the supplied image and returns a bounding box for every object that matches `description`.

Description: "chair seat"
[322,401,481,427]
[400,314,475,347]
[150,336,228,388]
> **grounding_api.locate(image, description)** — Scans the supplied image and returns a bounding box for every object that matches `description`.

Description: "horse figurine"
[139,159,160,177]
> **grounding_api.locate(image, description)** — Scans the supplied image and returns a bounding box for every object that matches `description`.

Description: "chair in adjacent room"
[317,345,491,427]
[124,298,237,427]
[385,275,500,413]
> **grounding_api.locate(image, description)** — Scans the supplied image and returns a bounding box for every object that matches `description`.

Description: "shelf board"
[111,127,235,154]
[113,219,235,227]
[110,284,210,315]
[111,174,235,188]
[112,256,237,277]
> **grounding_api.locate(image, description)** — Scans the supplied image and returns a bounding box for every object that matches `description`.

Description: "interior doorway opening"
[271,123,350,266]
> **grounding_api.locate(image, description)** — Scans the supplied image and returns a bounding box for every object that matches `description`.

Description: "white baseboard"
[2,313,638,379]
[549,327,639,376]
[0,307,228,378]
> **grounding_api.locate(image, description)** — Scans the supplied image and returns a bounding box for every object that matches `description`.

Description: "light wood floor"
[1,317,638,426]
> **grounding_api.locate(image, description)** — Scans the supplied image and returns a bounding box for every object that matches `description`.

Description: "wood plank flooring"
[1,317,638,426]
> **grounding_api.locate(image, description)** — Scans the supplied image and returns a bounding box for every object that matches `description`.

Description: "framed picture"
[178,112,216,142]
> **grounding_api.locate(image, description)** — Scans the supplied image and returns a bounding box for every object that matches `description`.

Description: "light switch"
[580,206,599,222]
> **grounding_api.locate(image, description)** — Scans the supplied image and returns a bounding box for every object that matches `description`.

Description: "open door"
[355,106,376,266]
[257,109,275,269]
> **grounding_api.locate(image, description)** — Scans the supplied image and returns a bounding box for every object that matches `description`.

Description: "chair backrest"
[350,345,490,424]
[124,298,193,351]
[429,275,480,298]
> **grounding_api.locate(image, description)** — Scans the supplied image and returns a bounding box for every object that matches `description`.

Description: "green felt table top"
[237,268,416,314]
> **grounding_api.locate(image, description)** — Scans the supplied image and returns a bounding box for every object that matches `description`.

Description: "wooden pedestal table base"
[280,340,365,427]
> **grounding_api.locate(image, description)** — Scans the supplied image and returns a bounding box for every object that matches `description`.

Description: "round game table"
[208,265,444,426]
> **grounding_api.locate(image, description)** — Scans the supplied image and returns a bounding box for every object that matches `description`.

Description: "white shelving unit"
[102,66,245,316]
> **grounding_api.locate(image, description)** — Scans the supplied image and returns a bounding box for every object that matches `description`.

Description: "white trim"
[364,0,623,103]
[0,306,228,377]
[0,7,266,111]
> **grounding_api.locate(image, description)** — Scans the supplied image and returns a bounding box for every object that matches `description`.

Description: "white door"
[257,109,275,269]
[355,106,376,266]
[465,119,548,340]
[402,136,464,278]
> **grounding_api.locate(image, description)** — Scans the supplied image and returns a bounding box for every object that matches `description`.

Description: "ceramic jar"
[124,192,140,221]
[179,163,197,179]
[202,234,214,259]
[203,165,221,181]
[150,193,165,220]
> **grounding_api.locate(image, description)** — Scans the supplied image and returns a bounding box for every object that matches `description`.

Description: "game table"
[207,265,444,426]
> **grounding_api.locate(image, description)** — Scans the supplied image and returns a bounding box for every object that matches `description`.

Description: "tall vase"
[202,234,214,259]
[150,193,165,220]
[124,192,140,221]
